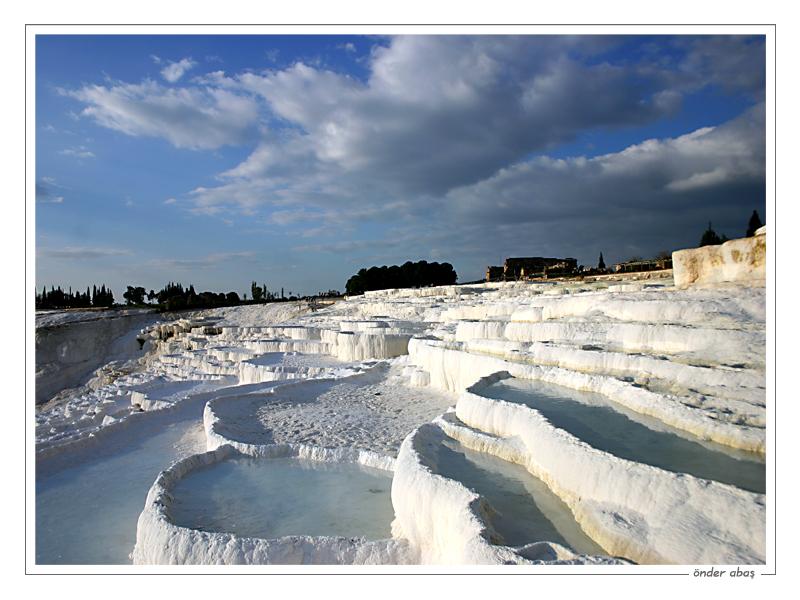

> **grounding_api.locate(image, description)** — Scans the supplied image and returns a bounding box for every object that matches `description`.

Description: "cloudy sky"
[35,34,766,297]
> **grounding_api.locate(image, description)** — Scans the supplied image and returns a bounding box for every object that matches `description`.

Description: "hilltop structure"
[486,257,578,282]
[612,257,673,274]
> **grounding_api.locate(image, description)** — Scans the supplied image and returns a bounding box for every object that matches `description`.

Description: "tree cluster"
[36,284,114,309]
[345,260,457,295]
[148,281,242,311]
[699,222,730,247]
[699,211,764,248]
[123,286,147,305]
[250,281,281,302]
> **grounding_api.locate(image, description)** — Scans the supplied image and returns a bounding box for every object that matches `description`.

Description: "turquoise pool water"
[435,431,605,555]
[169,456,394,541]
[480,377,765,493]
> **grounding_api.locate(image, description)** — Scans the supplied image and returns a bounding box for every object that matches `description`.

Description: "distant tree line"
[36,284,114,309]
[699,222,730,247]
[250,281,279,302]
[135,281,242,311]
[345,260,457,295]
[130,281,316,311]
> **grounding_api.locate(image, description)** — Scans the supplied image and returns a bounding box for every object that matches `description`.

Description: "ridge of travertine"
[39,271,766,565]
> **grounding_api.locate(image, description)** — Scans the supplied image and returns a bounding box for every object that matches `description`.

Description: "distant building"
[486,257,578,282]
[613,257,672,273]
[485,266,504,282]
[505,257,577,280]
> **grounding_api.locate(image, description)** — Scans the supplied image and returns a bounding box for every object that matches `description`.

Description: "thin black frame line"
[24,23,776,577]
[25,23,778,27]
[32,571,693,576]
[767,20,777,576]
[24,19,28,579]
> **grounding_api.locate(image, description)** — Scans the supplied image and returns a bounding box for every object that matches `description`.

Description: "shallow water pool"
[169,457,394,541]
[35,381,284,564]
[436,433,605,555]
[480,377,765,493]
[36,413,205,564]
[246,352,286,366]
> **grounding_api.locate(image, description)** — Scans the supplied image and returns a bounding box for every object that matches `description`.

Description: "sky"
[35,34,766,298]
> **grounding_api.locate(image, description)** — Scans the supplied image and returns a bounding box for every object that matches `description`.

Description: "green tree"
[747,210,763,237]
[251,281,263,302]
[123,286,146,305]
[700,222,723,247]
[345,260,457,295]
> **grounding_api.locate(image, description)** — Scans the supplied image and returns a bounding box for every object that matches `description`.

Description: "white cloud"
[58,145,95,159]
[37,195,64,204]
[269,208,324,226]
[666,167,730,192]
[160,58,196,82]
[36,177,69,203]
[227,36,678,198]
[40,246,133,259]
[149,251,256,270]
[59,35,765,273]
[65,80,259,150]
[164,197,177,204]
[183,36,683,216]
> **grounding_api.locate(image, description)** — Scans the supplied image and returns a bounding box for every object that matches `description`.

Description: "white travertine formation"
[432,373,766,564]
[673,230,766,288]
[408,339,764,452]
[38,272,766,566]
[131,444,414,565]
[390,423,619,565]
[35,310,158,404]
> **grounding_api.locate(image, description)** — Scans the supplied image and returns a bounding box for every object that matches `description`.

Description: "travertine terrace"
[36,243,766,566]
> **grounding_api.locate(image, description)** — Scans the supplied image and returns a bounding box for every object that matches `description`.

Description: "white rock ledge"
[131,444,411,565]
[203,382,397,471]
[391,422,624,565]
[673,231,766,288]
[409,339,764,453]
[444,372,766,565]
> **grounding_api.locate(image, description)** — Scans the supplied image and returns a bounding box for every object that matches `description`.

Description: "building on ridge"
[485,257,578,282]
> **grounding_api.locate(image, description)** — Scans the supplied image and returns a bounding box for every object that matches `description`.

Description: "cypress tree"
[700,222,723,247]
[747,210,763,237]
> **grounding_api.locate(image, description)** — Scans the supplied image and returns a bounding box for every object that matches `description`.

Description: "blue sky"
[35,34,766,298]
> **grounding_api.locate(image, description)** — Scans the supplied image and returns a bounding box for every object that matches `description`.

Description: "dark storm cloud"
[439,103,766,272]
[231,36,678,196]
[677,36,766,95]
